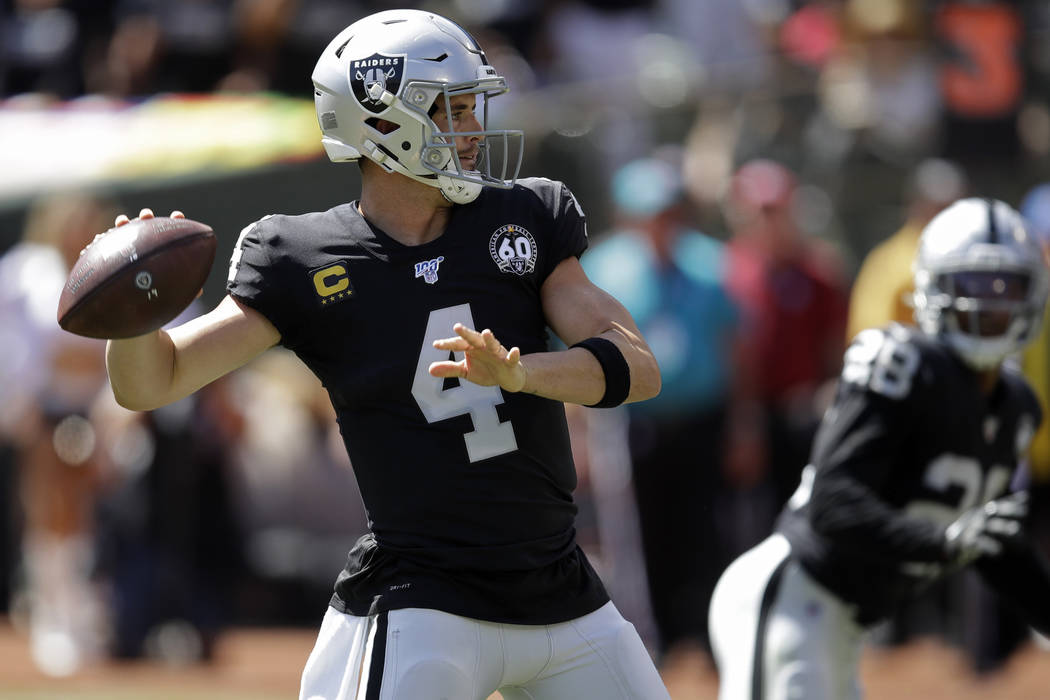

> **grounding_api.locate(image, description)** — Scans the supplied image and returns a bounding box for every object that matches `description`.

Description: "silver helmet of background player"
[311,9,523,204]
[913,197,1049,369]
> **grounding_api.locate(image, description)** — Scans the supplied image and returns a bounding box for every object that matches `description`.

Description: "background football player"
[102,9,670,700]
[709,197,1050,699]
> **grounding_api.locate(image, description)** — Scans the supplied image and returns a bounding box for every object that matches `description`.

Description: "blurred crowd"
[4,0,1050,688]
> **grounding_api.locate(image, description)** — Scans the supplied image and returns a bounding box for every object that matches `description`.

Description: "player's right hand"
[108,209,201,300]
[81,209,185,257]
[944,491,1028,565]
[114,208,184,227]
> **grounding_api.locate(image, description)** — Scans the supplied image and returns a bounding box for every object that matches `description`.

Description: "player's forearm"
[106,331,178,411]
[106,298,277,410]
[809,472,949,563]
[519,332,660,406]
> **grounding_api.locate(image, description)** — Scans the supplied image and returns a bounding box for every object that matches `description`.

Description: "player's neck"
[358,169,452,246]
[975,367,1000,395]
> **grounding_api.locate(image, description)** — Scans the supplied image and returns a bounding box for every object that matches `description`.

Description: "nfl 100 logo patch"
[414,256,445,284]
[489,224,537,275]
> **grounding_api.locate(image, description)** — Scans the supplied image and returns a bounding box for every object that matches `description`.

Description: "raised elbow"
[644,356,662,400]
[110,385,155,412]
[629,353,662,403]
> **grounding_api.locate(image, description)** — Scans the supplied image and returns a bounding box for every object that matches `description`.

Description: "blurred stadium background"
[3,0,1050,698]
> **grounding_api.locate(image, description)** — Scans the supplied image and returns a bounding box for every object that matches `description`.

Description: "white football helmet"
[311,9,523,204]
[913,197,1049,369]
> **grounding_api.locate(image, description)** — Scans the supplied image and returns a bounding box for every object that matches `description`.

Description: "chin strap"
[439,175,483,204]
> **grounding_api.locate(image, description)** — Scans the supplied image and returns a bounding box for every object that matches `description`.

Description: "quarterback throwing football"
[709,197,1050,699]
[104,9,669,700]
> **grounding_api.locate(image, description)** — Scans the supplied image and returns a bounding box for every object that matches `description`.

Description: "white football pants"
[709,534,865,700]
[299,601,670,700]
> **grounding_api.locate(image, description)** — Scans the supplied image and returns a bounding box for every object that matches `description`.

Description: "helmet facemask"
[912,198,1050,370]
[921,266,1041,368]
[411,77,524,204]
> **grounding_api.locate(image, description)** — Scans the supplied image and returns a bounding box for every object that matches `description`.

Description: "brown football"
[57,216,217,339]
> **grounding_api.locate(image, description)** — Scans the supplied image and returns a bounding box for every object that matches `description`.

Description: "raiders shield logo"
[350,53,405,114]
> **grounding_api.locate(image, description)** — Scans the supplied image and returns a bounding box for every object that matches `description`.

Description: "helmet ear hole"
[401,141,411,151]
[365,118,398,135]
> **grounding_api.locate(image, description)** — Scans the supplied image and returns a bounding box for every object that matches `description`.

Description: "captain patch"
[311,261,355,305]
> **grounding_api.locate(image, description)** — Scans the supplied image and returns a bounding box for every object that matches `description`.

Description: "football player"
[103,9,670,700]
[708,197,1050,699]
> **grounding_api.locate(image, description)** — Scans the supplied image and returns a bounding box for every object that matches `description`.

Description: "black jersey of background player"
[226,177,609,625]
[778,322,1041,625]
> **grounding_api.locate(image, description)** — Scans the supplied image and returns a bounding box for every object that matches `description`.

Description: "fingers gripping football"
[944,491,1028,565]
[113,212,194,304]
[58,208,214,339]
[429,324,528,393]
[113,208,184,228]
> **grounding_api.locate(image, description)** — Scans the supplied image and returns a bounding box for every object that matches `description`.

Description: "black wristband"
[571,337,631,408]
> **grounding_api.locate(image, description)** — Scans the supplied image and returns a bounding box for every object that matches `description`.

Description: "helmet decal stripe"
[442,16,488,61]
[986,198,1000,244]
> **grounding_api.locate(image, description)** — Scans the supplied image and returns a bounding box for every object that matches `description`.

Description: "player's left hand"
[430,324,527,393]
[944,491,1028,565]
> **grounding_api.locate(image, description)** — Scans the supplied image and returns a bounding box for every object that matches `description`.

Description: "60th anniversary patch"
[489,225,537,275]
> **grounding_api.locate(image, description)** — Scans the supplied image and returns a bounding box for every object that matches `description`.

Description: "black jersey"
[226,178,609,624]
[778,323,1043,625]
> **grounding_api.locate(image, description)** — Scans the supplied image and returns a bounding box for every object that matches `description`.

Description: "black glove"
[944,491,1028,566]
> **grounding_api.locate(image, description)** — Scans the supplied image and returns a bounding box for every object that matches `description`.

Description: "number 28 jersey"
[778,323,1042,624]
[226,178,609,624]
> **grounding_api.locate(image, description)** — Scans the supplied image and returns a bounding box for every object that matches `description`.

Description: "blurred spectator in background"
[0,0,365,98]
[1017,184,1050,664]
[582,152,760,664]
[0,190,118,676]
[1021,183,1050,494]
[935,0,1026,166]
[815,0,942,164]
[0,0,108,97]
[722,158,849,530]
[90,346,245,665]
[1019,184,1050,586]
[847,157,969,342]
[222,348,368,626]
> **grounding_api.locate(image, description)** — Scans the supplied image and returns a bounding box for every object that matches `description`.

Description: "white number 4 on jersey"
[411,304,519,463]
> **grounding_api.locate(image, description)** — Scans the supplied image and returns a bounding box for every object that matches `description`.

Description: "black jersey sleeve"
[807,392,950,564]
[976,538,1050,635]
[521,178,588,280]
[225,216,301,346]
[806,328,951,564]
